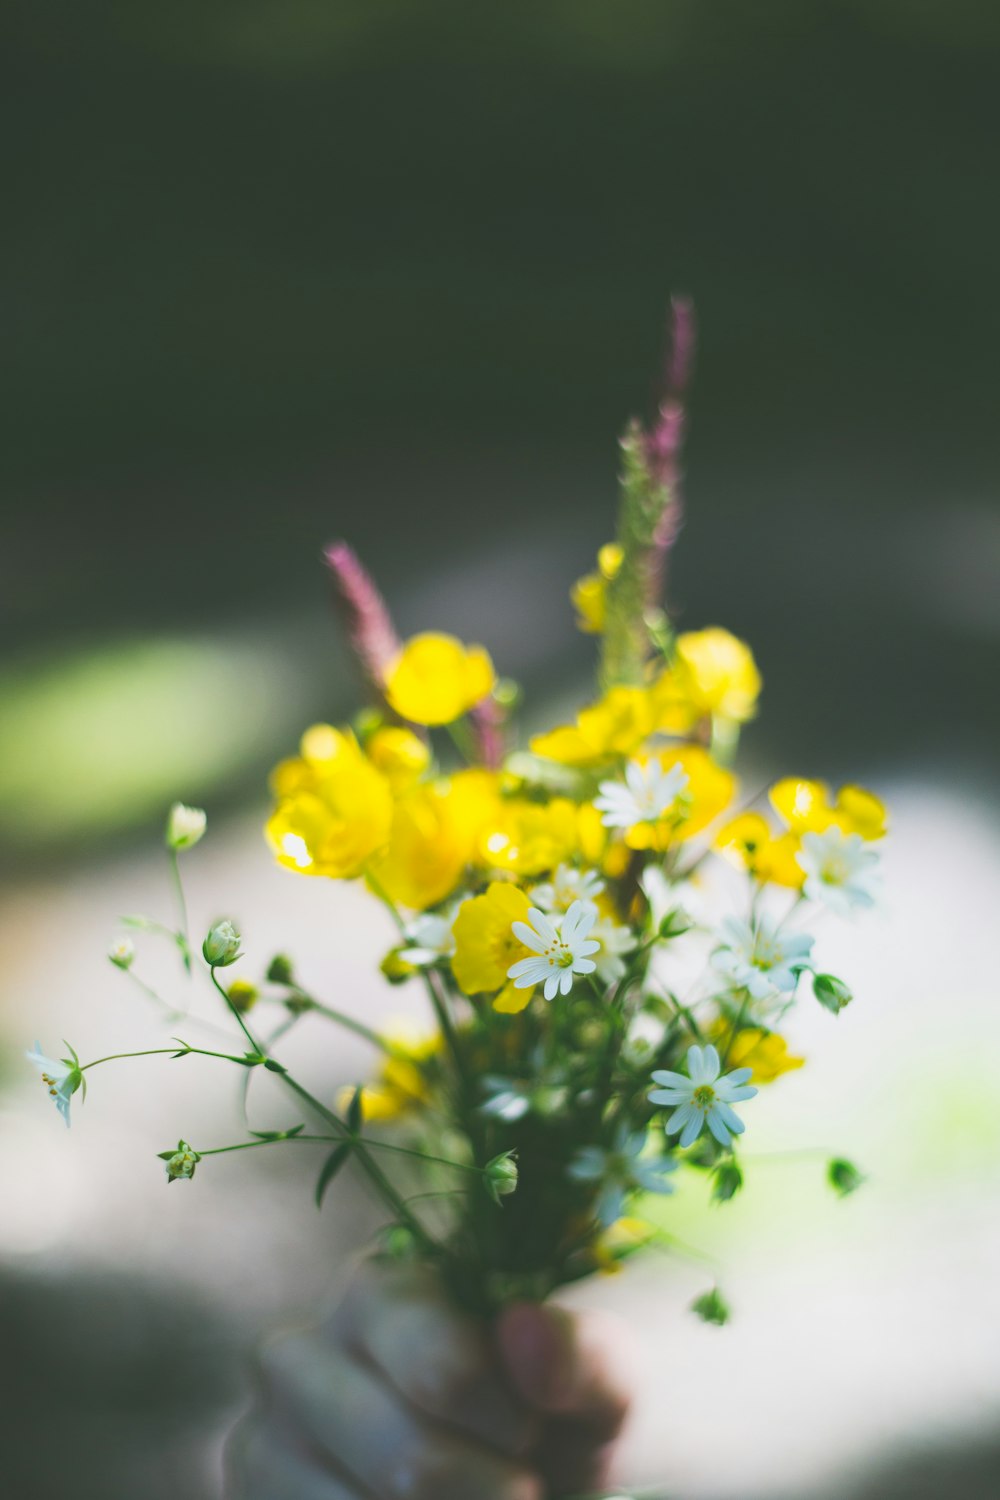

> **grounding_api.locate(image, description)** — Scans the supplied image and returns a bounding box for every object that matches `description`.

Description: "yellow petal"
[385,633,496,726]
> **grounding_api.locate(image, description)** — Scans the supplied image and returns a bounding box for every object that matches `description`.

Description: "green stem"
[81,1044,252,1071]
[168,849,192,973]
[721,990,751,1068]
[296,994,398,1054]
[210,968,265,1055]
[279,1073,440,1251]
[359,1136,484,1177]
[199,1135,339,1156]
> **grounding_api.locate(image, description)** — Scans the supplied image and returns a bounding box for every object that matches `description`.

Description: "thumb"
[496,1301,633,1459]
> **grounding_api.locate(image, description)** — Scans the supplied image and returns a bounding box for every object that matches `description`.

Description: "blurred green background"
[2,5,999,1497]
[3,0,999,871]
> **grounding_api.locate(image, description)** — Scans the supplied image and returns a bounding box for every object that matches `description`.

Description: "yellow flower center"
[693,1085,716,1109]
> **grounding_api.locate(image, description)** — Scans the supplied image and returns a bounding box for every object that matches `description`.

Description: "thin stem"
[81,1048,188,1071]
[297,995,398,1054]
[199,1135,340,1157]
[168,849,192,973]
[363,866,407,935]
[359,1137,484,1177]
[210,968,264,1055]
[280,1073,441,1252]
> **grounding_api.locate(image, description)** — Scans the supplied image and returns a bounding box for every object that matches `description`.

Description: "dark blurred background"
[2,4,999,1497]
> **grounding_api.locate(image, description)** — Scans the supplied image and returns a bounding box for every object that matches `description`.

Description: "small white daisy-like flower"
[399,911,456,967]
[568,1125,678,1225]
[507,900,601,1000]
[594,758,689,831]
[796,827,881,916]
[649,1043,758,1149]
[591,915,637,984]
[26,1041,83,1128]
[712,914,813,999]
[530,863,605,913]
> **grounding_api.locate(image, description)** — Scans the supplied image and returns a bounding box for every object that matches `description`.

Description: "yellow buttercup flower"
[365,725,430,791]
[266,728,393,878]
[478,796,580,878]
[531,686,656,768]
[339,1028,442,1123]
[369,770,500,910]
[714,810,806,890]
[384,632,496,726]
[769,778,888,843]
[570,543,623,634]
[673,627,761,724]
[717,1027,805,1084]
[452,882,533,1012]
[593,1216,655,1274]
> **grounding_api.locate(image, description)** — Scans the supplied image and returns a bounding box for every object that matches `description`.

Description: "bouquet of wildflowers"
[31,302,882,1324]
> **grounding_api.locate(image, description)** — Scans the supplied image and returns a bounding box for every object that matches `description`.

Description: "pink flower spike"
[324,541,402,691]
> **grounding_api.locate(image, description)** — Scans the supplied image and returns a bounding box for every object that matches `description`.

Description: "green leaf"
[315,1142,353,1208]
[827,1157,866,1197]
[813,972,853,1014]
[690,1286,730,1326]
[346,1086,364,1134]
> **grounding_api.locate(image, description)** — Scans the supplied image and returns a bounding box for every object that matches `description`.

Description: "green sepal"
[827,1157,866,1197]
[262,1057,288,1074]
[315,1142,353,1208]
[813,972,853,1014]
[712,1159,744,1203]
[691,1286,730,1325]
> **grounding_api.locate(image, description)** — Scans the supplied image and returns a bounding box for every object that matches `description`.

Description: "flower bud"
[813,972,852,1014]
[166,802,207,851]
[484,1151,519,1205]
[266,953,295,985]
[712,1160,744,1203]
[203,919,242,968]
[159,1140,201,1183]
[226,979,258,1013]
[380,950,416,984]
[108,936,135,971]
[690,1286,730,1325]
[827,1157,865,1197]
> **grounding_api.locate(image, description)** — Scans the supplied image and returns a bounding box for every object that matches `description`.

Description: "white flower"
[480,1073,568,1121]
[27,1041,83,1128]
[712,915,813,999]
[591,915,637,984]
[166,802,207,851]
[108,936,136,971]
[160,1139,201,1183]
[649,1043,757,1149]
[568,1126,678,1224]
[796,827,881,916]
[507,900,601,1000]
[399,911,456,967]
[595,758,689,831]
[530,863,604,913]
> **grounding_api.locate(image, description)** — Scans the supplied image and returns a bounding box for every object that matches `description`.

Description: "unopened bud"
[227,979,258,1013]
[484,1151,519,1205]
[827,1157,865,1197]
[159,1140,201,1183]
[266,953,295,985]
[813,972,852,1014]
[203,919,242,968]
[108,936,135,971]
[166,802,207,851]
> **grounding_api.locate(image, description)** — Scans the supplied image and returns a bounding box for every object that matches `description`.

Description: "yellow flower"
[452,882,534,1012]
[365,725,430,791]
[769,778,888,843]
[478,796,580,877]
[833,784,888,840]
[384,632,496,726]
[593,1216,655,1274]
[266,729,393,878]
[531,686,656,767]
[673,627,761,724]
[714,811,806,890]
[340,1028,442,1123]
[720,1027,805,1084]
[619,746,736,852]
[369,770,500,911]
[570,542,623,633]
